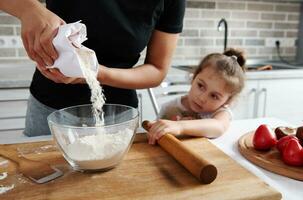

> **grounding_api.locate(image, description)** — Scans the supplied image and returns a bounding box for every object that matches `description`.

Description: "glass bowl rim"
[47,103,139,129]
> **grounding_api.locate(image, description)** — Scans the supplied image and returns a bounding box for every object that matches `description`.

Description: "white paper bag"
[47,21,99,78]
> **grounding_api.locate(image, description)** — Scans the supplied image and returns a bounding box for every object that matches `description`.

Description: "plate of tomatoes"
[238,124,303,181]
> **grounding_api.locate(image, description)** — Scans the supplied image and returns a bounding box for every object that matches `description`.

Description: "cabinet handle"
[250,88,258,118]
[260,88,267,117]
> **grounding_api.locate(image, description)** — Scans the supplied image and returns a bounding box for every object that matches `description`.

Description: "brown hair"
[193,48,246,100]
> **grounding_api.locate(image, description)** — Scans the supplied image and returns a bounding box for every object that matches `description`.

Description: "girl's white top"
[158,96,233,120]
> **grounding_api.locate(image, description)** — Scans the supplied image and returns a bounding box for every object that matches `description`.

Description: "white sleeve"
[157,98,180,119]
[212,106,233,120]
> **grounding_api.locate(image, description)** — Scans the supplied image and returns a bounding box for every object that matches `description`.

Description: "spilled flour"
[0,172,14,194]
[66,128,133,169]
[0,172,7,180]
[0,184,14,195]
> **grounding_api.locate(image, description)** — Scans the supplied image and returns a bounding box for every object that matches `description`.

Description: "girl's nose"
[198,93,207,104]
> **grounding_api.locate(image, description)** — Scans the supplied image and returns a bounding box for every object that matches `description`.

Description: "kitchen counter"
[0,117,301,199]
[1,60,303,89]
[0,61,35,88]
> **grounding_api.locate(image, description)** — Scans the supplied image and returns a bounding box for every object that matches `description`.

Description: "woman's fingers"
[25,32,44,66]
[34,31,54,66]
[36,65,53,81]
[40,27,59,60]
[19,7,64,66]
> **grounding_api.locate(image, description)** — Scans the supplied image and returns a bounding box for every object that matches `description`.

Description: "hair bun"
[223,48,246,68]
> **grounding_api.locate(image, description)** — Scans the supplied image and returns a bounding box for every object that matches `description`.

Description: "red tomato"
[253,124,277,151]
[282,139,303,166]
[276,135,298,153]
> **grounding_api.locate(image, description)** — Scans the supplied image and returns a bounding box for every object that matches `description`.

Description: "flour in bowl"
[65,128,133,170]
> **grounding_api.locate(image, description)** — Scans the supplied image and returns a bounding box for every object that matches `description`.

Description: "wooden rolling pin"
[142,120,217,184]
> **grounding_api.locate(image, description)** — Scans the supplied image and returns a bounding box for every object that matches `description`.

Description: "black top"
[30,0,185,109]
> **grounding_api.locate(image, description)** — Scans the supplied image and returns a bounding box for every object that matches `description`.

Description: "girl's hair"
[193,48,246,101]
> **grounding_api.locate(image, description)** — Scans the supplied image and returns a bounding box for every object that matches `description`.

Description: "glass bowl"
[47,104,139,172]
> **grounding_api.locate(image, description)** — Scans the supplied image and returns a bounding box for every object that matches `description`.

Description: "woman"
[0,0,185,136]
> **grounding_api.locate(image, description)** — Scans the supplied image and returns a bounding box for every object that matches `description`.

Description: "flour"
[0,172,7,180]
[0,172,14,195]
[0,184,14,195]
[65,128,133,170]
[76,48,105,125]
[0,160,8,167]
[64,45,133,171]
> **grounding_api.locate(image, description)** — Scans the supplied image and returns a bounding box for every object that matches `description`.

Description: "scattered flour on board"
[0,172,7,180]
[66,128,133,169]
[0,172,14,195]
[0,185,14,195]
[0,160,8,167]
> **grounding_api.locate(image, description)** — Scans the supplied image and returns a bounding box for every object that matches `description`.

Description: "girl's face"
[187,66,232,113]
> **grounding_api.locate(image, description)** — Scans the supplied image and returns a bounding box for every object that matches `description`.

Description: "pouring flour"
[49,21,105,124]
[48,22,135,170]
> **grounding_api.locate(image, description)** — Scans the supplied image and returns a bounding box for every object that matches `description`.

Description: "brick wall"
[0,0,300,63]
[177,0,300,62]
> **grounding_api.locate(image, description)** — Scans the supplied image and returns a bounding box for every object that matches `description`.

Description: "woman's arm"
[98,30,179,89]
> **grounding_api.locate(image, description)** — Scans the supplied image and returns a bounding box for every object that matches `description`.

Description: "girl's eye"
[198,83,205,90]
[211,94,219,100]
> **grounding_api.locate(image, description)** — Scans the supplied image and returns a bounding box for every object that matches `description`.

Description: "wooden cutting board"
[238,131,303,181]
[0,134,281,200]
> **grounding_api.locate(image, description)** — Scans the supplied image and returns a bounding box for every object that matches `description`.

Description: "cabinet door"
[232,80,259,120]
[258,79,303,125]
[0,88,29,132]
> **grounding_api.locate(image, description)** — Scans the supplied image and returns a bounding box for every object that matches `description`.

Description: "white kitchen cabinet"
[0,88,29,132]
[258,79,303,125]
[232,80,259,119]
[233,78,303,125]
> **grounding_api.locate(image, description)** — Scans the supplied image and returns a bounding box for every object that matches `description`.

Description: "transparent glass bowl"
[47,104,139,171]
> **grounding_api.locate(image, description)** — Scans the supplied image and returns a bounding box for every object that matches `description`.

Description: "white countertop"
[0,117,301,199]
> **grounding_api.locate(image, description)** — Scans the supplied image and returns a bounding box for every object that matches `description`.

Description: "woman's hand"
[20,5,65,68]
[37,67,85,84]
[147,119,183,145]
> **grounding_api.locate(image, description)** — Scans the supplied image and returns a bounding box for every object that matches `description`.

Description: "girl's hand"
[37,67,85,84]
[147,119,183,145]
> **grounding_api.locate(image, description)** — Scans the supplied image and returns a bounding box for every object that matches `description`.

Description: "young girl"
[147,48,246,145]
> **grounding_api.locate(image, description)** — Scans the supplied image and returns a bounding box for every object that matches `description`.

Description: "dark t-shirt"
[30,0,185,109]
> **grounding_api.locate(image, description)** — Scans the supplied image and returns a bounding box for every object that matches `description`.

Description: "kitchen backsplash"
[0,0,300,63]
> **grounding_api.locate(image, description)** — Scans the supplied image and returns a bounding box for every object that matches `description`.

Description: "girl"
[147,48,246,145]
